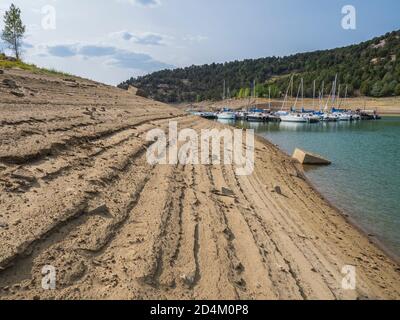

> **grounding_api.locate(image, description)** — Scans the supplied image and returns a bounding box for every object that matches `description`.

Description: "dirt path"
[0,69,399,300]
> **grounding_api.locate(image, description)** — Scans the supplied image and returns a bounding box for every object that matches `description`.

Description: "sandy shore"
[0,69,399,300]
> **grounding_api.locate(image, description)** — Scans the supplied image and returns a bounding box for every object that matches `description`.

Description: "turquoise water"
[230,117,400,257]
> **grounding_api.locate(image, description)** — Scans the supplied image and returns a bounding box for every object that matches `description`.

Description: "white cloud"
[110,30,171,46]
[182,35,209,43]
[42,42,173,72]
[116,0,161,8]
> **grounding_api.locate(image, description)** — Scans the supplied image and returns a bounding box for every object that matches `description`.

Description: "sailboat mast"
[290,77,294,106]
[320,81,325,111]
[343,85,348,109]
[269,86,271,109]
[336,83,341,109]
[247,80,252,110]
[324,80,334,111]
[312,80,316,109]
[301,78,304,111]
[293,79,301,111]
[290,78,293,98]
[281,75,293,111]
[331,74,338,109]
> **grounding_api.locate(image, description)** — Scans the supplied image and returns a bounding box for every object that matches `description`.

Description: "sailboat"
[269,86,272,110]
[303,113,321,123]
[217,80,236,120]
[334,83,351,121]
[266,86,280,122]
[217,111,236,120]
[310,81,325,120]
[302,79,321,123]
[280,113,308,122]
[280,78,307,123]
[322,75,339,122]
[275,75,293,117]
[247,80,267,122]
[336,85,358,121]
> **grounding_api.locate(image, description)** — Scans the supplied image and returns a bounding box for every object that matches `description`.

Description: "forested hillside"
[119,30,400,103]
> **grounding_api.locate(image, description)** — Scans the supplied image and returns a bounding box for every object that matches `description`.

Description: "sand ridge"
[0,69,399,300]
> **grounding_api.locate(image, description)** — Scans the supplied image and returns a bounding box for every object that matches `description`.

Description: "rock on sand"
[292,148,331,165]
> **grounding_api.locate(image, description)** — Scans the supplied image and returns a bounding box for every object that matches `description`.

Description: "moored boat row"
[189,75,381,123]
[189,108,379,123]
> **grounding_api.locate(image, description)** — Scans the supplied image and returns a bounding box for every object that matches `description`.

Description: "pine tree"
[395,84,400,96]
[371,81,383,97]
[1,4,26,60]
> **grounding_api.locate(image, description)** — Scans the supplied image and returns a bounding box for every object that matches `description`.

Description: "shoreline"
[301,171,400,266]
[229,116,400,265]
[1,68,399,299]
[224,114,400,265]
[245,128,400,299]
[252,134,400,265]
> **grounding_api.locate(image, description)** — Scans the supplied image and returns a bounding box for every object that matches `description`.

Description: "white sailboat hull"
[217,112,236,120]
[337,113,352,121]
[280,114,307,123]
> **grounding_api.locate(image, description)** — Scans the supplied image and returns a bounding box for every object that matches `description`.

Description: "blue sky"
[0,0,399,85]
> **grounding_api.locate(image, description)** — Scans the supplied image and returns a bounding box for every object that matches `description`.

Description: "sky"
[0,0,399,85]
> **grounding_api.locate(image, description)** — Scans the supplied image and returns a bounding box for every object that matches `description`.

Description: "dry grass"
[0,54,72,77]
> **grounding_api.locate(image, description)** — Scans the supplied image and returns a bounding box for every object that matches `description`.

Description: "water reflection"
[217,119,236,126]
[234,119,371,134]
[278,122,311,131]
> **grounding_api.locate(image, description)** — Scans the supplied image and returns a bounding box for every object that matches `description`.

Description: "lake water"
[222,117,400,258]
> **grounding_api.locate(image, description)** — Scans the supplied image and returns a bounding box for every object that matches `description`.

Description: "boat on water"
[334,86,354,121]
[320,75,340,122]
[322,113,338,122]
[358,110,381,120]
[247,113,265,122]
[246,108,266,122]
[235,111,248,120]
[280,113,308,123]
[200,112,217,119]
[275,110,289,117]
[280,78,308,123]
[331,106,363,121]
[302,113,321,123]
[217,111,236,120]
[337,112,352,121]
[268,114,282,122]
[216,81,236,120]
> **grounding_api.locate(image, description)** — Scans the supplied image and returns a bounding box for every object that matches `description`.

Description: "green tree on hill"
[360,80,371,96]
[119,30,400,102]
[237,88,244,99]
[1,4,26,60]
[371,81,384,97]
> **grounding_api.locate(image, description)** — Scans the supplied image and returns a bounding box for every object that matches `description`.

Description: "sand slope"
[0,69,399,300]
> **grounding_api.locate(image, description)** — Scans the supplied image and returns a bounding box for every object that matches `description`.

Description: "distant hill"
[118,30,400,103]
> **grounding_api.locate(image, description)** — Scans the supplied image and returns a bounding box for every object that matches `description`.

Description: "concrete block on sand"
[292,148,331,165]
